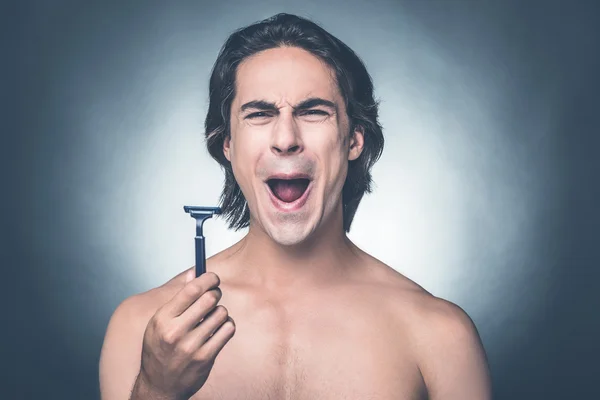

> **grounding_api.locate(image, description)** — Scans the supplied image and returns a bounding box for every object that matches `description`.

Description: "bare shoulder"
[396,285,487,366]
[99,268,192,400]
[367,259,492,399]
[361,257,484,345]
[101,267,193,342]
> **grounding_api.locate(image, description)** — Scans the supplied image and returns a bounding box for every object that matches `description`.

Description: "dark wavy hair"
[205,13,384,232]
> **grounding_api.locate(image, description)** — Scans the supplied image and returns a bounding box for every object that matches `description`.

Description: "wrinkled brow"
[240,97,338,113]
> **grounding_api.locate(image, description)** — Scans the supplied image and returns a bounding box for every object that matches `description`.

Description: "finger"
[184,267,195,283]
[161,272,220,317]
[198,316,236,360]
[176,287,222,331]
[181,305,230,349]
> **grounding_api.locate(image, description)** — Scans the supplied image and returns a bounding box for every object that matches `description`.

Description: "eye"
[302,109,328,116]
[246,112,271,119]
[299,109,330,121]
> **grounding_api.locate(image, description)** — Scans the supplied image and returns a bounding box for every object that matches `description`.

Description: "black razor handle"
[195,235,206,277]
[183,206,221,278]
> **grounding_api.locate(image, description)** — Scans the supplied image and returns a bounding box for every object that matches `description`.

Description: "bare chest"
[191,292,426,400]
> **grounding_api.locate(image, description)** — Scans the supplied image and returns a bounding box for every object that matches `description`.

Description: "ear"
[223,135,231,162]
[348,125,365,161]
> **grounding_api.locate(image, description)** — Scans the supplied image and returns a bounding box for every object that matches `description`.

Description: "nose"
[271,113,303,156]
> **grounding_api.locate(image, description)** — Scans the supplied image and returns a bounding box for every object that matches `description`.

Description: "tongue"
[270,179,309,203]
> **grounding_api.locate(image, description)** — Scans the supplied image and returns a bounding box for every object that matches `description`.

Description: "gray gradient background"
[4,0,599,399]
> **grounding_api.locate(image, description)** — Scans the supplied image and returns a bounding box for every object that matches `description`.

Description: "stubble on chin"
[267,216,314,247]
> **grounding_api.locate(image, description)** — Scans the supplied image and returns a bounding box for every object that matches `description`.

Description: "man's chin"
[265,223,313,247]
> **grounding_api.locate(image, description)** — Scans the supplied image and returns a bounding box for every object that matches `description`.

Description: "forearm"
[129,372,180,400]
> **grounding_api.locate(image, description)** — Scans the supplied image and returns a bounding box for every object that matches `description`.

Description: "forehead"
[233,46,341,107]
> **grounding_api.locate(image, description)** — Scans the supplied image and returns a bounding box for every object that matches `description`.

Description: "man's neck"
[226,213,361,292]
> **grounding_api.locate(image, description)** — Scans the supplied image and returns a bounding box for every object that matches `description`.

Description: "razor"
[183,206,222,277]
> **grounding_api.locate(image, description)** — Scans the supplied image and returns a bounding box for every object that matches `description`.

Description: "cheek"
[228,132,265,195]
[319,136,350,189]
[229,137,253,184]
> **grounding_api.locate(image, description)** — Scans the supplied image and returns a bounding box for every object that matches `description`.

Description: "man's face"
[224,46,364,246]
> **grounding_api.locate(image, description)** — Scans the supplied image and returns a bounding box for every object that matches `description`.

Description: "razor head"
[183,206,222,216]
[184,206,221,236]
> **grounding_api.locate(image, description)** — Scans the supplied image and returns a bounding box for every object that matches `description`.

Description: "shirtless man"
[99,13,492,400]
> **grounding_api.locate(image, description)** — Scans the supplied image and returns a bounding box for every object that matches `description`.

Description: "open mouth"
[266,178,311,203]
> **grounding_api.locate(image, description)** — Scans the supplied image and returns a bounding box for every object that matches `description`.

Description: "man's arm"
[99,296,147,400]
[415,298,492,400]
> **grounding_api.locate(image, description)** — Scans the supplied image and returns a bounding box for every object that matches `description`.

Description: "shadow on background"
[3,0,599,399]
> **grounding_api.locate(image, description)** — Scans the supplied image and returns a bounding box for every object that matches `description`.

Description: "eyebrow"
[240,97,338,114]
